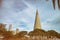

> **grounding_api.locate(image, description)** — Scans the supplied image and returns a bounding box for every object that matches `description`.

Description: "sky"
[0,0,60,33]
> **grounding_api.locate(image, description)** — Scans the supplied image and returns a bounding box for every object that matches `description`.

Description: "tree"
[28,29,46,36]
[3,31,14,38]
[15,31,27,38]
[47,30,58,38]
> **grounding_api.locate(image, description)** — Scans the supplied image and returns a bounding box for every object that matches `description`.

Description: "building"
[16,28,19,34]
[34,9,41,30]
[0,23,6,31]
[8,24,12,31]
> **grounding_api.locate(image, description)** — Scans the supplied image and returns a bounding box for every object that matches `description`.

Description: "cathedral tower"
[34,9,41,30]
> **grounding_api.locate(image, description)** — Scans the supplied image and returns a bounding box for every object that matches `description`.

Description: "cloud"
[13,0,28,12]
[1,0,35,31]
[42,13,60,33]
[0,0,60,33]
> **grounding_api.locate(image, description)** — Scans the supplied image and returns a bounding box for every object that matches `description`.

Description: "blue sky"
[0,0,60,33]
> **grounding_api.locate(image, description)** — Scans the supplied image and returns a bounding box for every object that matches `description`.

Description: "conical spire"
[34,9,41,30]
